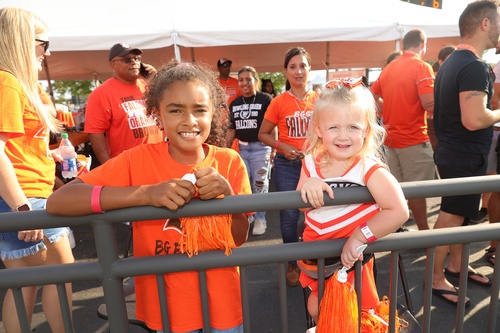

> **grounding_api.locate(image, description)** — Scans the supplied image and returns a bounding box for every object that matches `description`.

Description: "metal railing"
[1,175,500,333]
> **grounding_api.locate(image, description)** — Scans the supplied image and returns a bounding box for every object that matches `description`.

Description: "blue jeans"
[273,154,302,246]
[0,197,70,260]
[238,141,272,223]
[158,323,243,333]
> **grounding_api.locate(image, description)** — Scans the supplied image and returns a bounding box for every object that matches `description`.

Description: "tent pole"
[325,41,330,82]
[171,31,181,61]
[93,72,100,88]
[396,23,404,51]
[174,44,180,61]
[42,58,55,106]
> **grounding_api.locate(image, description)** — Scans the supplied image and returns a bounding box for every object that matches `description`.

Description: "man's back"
[371,52,434,148]
[434,49,494,155]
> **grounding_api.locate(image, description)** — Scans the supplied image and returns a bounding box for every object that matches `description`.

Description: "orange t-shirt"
[370,52,434,148]
[79,142,251,332]
[84,77,163,158]
[264,90,319,152]
[218,76,241,106]
[0,71,54,198]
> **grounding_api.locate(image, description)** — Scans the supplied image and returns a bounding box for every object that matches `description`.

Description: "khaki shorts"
[385,142,435,182]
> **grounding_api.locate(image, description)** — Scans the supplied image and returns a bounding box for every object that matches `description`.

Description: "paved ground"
[0,196,498,333]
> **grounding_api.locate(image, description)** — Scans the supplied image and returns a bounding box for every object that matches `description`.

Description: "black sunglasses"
[112,55,142,64]
[35,39,49,53]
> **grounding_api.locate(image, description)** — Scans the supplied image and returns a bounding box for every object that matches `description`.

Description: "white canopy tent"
[2,0,468,81]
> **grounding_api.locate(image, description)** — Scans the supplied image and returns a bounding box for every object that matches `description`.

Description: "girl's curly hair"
[144,59,228,147]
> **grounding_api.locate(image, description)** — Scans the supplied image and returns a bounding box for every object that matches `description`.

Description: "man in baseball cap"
[108,43,142,61]
[84,43,162,165]
[217,58,232,68]
[216,58,240,105]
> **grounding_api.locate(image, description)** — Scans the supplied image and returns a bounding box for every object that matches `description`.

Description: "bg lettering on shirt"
[154,219,183,255]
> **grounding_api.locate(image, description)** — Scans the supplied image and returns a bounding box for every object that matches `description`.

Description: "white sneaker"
[252,219,267,236]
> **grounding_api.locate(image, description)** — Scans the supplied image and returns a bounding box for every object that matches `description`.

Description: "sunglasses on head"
[35,39,49,53]
[112,55,142,64]
[220,62,231,68]
[324,77,364,90]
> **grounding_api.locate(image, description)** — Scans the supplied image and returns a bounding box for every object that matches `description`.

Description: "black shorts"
[434,147,487,218]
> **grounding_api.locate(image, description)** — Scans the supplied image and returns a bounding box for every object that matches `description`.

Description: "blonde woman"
[0,7,74,332]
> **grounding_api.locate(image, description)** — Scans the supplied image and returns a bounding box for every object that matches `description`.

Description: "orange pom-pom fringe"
[315,282,409,333]
[316,269,359,333]
[179,214,235,257]
[360,296,408,333]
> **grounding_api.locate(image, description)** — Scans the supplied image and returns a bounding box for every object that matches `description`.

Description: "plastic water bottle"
[59,132,78,179]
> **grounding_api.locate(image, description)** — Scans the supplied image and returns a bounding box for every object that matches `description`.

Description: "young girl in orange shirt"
[47,60,252,333]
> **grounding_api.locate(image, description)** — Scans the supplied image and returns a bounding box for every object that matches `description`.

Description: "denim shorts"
[0,197,70,261]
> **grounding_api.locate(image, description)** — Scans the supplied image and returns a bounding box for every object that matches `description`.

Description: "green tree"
[51,80,98,105]
[259,72,285,94]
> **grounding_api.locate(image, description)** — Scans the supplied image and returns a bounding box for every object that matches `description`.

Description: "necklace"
[241,94,256,112]
[288,90,310,115]
[456,44,480,58]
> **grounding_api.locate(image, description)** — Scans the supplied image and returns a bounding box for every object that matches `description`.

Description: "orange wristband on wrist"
[91,186,104,214]
[275,140,280,150]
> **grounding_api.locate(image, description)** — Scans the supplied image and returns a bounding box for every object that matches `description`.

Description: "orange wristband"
[275,141,280,150]
[91,186,104,214]
[359,222,376,242]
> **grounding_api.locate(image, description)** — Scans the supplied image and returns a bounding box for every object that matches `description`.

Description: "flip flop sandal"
[485,247,496,266]
[444,268,492,287]
[432,286,471,307]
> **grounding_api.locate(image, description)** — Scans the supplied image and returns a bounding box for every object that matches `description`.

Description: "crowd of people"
[2,1,500,332]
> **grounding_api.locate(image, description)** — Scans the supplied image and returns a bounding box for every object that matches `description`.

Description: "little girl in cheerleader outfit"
[296,78,409,328]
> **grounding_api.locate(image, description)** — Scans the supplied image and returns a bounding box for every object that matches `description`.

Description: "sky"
[308,0,500,86]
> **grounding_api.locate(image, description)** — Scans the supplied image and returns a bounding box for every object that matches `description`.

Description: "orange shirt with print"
[0,71,54,198]
[218,76,241,106]
[85,78,162,158]
[79,142,251,332]
[264,90,319,152]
